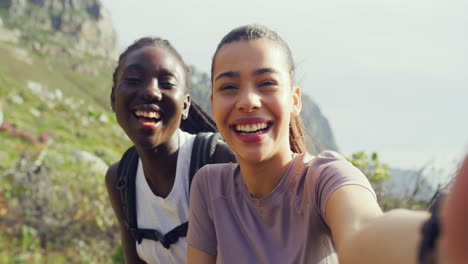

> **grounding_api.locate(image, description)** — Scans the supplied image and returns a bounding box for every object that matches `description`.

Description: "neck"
[238,150,294,198]
[134,132,180,198]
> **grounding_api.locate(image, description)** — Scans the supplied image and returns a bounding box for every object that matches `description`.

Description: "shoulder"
[192,162,238,200]
[105,161,124,217]
[105,161,145,262]
[105,161,120,192]
[303,151,376,207]
[104,161,126,224]
[298,150,373,196]
[194,162,237,184]
[303,150,356,174]
[313,150,347,163]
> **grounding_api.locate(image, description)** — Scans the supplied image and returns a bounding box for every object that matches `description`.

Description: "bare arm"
[105,162,146,264]
[188,245,216,264]
[326,184,430,264]
[327,156,468,264]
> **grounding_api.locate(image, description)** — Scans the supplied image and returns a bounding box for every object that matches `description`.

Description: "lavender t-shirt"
[187,151,376,264]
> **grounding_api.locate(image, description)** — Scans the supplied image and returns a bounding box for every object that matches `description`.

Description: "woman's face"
[112,45,190,150]
[211,38,301,164]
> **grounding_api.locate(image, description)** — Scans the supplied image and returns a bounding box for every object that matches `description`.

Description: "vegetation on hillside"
[0,37,129,262]
[348,151,435,211]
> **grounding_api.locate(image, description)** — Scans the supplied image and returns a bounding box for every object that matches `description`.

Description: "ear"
[291,86,302,116]
[110,88,116,112]
[182,94,191,119]
[210,94,213,115]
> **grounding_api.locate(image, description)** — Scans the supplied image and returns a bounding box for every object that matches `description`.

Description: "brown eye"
[219,84,237,91]
[160,82,176,90]
[259,80,276,86]
[123,77,143,85]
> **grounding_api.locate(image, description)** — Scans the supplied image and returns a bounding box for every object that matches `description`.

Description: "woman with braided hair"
[105,37,235,264]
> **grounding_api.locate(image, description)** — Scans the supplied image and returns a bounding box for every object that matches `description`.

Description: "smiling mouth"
[233,122,272,135]
[133,109,161,123]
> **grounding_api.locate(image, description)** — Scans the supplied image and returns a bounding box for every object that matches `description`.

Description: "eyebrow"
[214,68,278,81]
[122,64,144,72]
[123,64,178,79]
[214,71,240,81]
[253,68,278,75]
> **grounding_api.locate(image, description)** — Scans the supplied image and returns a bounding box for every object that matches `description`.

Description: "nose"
[141,78,162,102]
[237,87,261,112]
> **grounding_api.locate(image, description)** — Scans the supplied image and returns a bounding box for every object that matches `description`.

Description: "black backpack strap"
[116,146,142,243]
[115,132,221,249]
[189,132,221,186]
[138,132,221,248]
[138,222,188,249]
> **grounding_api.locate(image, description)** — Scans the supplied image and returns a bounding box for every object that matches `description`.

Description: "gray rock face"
[300,96,339,152]
[2,0,119,59]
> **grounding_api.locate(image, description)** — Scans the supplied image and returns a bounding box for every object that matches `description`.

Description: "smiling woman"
[105,37,236,264]
[186,24,468,264]
[112,44,190,150]
[210,38,303,167]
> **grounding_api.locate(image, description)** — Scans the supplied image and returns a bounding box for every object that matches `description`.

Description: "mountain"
[1,0,119,58]
[385,168,435,201]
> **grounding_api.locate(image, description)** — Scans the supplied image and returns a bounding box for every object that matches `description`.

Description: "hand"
[438,156,468,264]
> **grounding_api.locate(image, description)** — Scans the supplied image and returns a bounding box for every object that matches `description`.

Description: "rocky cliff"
[0,0,119,58]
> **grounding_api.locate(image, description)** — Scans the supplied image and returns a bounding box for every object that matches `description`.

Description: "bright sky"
[101,0,468,174]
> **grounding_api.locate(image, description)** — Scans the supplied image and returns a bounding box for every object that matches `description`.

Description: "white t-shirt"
[135,130,195,264]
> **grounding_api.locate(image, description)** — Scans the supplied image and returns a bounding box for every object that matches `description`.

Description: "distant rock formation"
[385,168,435,201]
[300,96,338,152]
[1,0,119,58]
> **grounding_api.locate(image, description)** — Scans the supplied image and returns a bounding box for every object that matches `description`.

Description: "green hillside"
[0,41,128,264]
[0,1,128,262]
[0,41,126,156]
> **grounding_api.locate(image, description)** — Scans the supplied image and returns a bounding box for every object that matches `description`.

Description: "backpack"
[116,132,221,249]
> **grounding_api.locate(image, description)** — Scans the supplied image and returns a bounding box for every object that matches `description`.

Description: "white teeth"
[135,110,160,119]
[235,123,268,132]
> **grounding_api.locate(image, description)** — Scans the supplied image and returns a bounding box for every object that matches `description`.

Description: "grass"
[0,38,129,263]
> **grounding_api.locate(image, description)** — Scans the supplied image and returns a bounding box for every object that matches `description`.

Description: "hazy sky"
[101,0,468,173]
